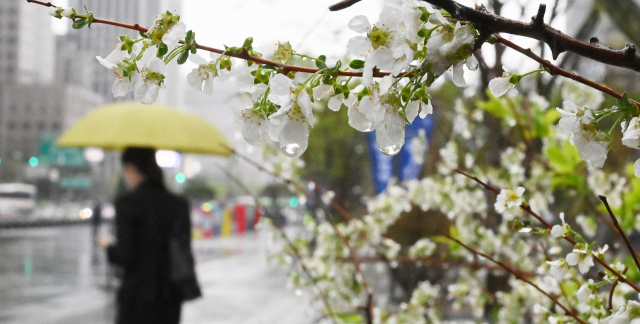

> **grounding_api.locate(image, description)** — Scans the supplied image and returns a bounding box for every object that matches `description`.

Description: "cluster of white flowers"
[557,101,609,168]
[89,0,482,159]
[95,12,186,104]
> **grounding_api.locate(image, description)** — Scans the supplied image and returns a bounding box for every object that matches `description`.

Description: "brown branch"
[422,0,640,73]
[213,163,337,323]
[599,195,640,273]
[27,0,402,79]
[494,35,640,106]
[609,267,629,312]
[444,234,587,324]
[456,169,640,293]
[353,255,536,276]
[329,0,362,11]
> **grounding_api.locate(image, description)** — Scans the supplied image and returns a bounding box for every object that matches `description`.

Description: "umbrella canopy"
[57,102,233,156]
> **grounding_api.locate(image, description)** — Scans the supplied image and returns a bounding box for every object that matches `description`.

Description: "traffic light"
[175,172,186,184]
[29,157,39,167]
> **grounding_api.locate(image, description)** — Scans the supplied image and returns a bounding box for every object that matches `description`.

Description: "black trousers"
[116,299,181,324]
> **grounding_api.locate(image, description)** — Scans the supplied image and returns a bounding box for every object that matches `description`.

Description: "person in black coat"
[100,147,195,324]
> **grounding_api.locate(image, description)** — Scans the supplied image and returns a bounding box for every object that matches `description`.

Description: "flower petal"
[297,91,314,128]
[348,15,371,33]
[347,36,371,57]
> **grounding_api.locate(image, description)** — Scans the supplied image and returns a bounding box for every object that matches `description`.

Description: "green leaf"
[242,37,254,49]
[477,93,510,119]
[315,56,327,70]
[349,60,365,69]
[336,313,365,324]
[177,50,190,65]
[157,43,169,57]
[545,140,581,174]
[72,18,88,29]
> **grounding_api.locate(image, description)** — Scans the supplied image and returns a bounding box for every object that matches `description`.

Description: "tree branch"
[444,234,587,324]
[27,0,400,79]
[599,195,640,273]
[329,0,362,11]
[609,267,629,312]
[494,35,640,106]
[455,169,640,293]
[420,0,640,72]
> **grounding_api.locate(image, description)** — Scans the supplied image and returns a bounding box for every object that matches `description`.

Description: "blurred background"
[2,0,640,323]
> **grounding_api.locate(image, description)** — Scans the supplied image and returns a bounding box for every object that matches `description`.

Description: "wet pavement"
[0,225,314,324]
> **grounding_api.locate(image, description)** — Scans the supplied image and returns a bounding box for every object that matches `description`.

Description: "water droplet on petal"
[282,143,303,157]
[379,144,402,156]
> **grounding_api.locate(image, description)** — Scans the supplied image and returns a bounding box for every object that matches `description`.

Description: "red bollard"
[234,204,247,235]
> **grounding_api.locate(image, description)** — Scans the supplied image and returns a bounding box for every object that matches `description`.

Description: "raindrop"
[379,144,402,156]
[282,144,302,157]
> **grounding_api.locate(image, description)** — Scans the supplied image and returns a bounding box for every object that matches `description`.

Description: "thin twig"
[495,35,640,106]
[444,234,587,324]
[609,267,629,312]
[456,169,640,293]
[26,0,403,79]
[329,0,362,11]
[213,163,337,323]
[421,0,640,72]
[599,195,640,273]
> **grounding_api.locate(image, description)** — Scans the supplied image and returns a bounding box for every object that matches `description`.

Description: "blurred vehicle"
[0,183,37,221]
[31,204,66,221]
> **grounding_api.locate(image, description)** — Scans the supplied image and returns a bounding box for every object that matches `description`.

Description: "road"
[0,225,314,324]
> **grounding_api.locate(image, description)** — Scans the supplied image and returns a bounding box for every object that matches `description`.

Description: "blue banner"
[367,115,434,194]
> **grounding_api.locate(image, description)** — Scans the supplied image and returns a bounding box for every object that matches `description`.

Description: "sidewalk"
[0,227,314,324]
[183,231,314,324]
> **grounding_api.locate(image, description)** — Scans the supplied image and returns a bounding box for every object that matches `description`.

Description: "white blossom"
[186,53,231,95]
[550,212,568,238]
[546,259,568,280]
[408,238,437,258]
[347,9,413,86]
[566,247,594,274]
[134,50,166,104]
[96,44,135,97]
[602,301,640,324]
[577,280,594,303]
[494,187,525,213]
[267,74,314,157]
[162,20,186,49]
[557,101,608,168]
[241,108,268,146]
[488,67,518,97]
[61,7,75,18]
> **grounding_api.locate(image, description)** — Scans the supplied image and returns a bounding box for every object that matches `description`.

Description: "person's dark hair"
[122,147,164,188]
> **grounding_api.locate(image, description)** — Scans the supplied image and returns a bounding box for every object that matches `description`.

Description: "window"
[37,122,44,130]
[22,122,29,130]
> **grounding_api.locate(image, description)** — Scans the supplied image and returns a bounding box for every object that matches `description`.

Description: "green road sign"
[59,177,92,189]
[39,136,86,167]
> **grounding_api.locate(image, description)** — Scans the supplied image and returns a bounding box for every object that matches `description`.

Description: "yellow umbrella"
[57,102,233,156]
